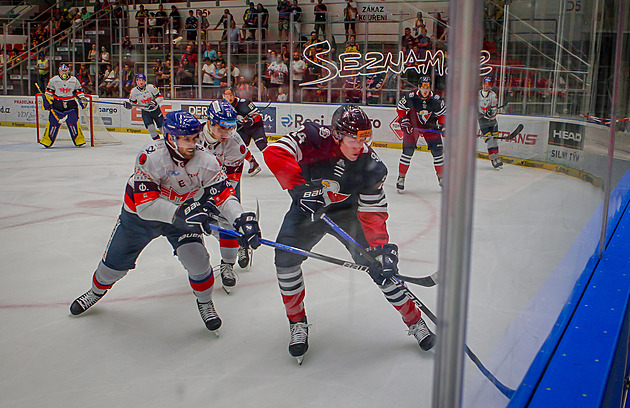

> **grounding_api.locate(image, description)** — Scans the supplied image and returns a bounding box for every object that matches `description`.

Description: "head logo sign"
[548,122,585,150]
[301,41,492,87]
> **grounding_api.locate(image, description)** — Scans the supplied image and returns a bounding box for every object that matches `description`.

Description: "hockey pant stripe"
[277,265,306,322]
[379,281,422,325]
[189,273,215,292]
[92,261,128,294]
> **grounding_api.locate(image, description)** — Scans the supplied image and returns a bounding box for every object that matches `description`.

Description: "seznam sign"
[300,41,492,86]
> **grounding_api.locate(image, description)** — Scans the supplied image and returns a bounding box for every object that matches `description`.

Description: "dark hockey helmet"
[331,104,372,142]
[418,76,432,89]
[207,99,238,128]
[136,73,147,89]
[162,110,203,139]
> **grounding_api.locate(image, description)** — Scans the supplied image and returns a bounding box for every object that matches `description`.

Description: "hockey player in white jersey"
[69,111,262,334]
[125,73,165,140]
[200,100,253,291]
[478,76,503,169]
[40,64,89,148]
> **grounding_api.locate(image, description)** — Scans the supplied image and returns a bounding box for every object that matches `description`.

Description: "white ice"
[0,128,602,408]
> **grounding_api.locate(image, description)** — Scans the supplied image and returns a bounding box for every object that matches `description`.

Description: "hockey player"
[264,104,436,364]
[395,76,446,192]
[69,111,261,334]
[199,100,252,290]
[125,73,164,140]
[39,64,89,148]
[478,76,503,169]
[223,88,267,176]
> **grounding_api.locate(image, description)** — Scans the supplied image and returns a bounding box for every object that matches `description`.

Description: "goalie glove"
[42,96,52,111]
[400,117,413,134]
[233,212,261,249]
[78,97,88,109]
[289,181,326,222]
[123,101,133,110]
[367,243,399,285]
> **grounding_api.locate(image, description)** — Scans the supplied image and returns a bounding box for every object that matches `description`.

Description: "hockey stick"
[320,215,516,399]
[90,100,148,108]
[197,221,435,287]
[35,83,64,124]
[493,123,523,140]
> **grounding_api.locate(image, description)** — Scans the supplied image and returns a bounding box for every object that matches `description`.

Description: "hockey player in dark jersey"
[69,111,261,334]
[395,76,446,192]
[223,88,267,176]
[264,104,436,364]
[40,64,89,148]
[478,76,503,169]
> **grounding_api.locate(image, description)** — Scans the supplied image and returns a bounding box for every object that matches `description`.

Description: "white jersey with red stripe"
[129,84,163,112]
[479,89,499,123]
[200,125,248,187]
[45,75,85,112]
[123,139,242,225]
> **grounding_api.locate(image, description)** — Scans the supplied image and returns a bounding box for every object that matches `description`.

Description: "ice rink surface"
[0,128,602,408]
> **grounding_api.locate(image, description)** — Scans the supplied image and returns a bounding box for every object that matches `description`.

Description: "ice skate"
[220,261,237,294]
[237,246,251,269]
[407,317,436,351]
[438,176,444,189]
[396,176,405,194]
[197,299,222,335]
[70,289,107,316]
[491,158,504,169]
[288,317,310,365]
[248,160,261,176]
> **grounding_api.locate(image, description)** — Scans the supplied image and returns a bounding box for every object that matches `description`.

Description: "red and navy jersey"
[396,90,446,131]
[264,120,390,246]
[231,97,264,130]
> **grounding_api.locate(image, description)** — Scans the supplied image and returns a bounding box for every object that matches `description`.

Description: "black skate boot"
[396,176,405,194]
[248,160,261,176]
[491,158,504,169]
[197,299,222,334]
[70,289,107,315]
[237,246,250,269]
[289,316,310,365]
[408,317,436,351]
[220,261,237,294]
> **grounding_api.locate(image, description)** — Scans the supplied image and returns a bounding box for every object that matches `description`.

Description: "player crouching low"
[124,73,165,140]
[39,64,89,148]
[264,104,436,364]
[69,111,261,334]
[200,100,254,292]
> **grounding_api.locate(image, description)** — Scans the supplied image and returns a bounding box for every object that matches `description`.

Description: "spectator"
[280,44,291,63]
[78,63,93,94]
[277,86,288,102]
[256,3,270,41]
[87,44,98,82]
[342,74,362,103]
[111,5,123,40]
[401,27,415,48]
[122,36,133,55]
[203,42,218,62]
[366,71,387,105]
[214,9,233,42]
[177,58,195,97]
[136,5,149,43]
[267,53,288,99]
[169,5,182,34]
[227,19,242,54]
[313,0,327,38]
[199,10,211,43]
[290,0,302,40]
[277,0,291,42]
[93,0,102,15]
[343,0,358,41]
[212,60,228,89]
[36,52,50,94]
[291,51,307,100]
[344,34,360,53]
[100,46,110,74]
[147,12,158,48]
[202,57,216,86]
[103,64,119,97]
[243,2,258,41]
[181,44,198,73]
[185,9,198,43]
[436,12,448,41]
[155,4,168,42]
[236,76,255,101]
[153,59,170,90]
[80,7,91,20]
[122,63,135,96]
[230,64,241,85]
[413,12,425,36]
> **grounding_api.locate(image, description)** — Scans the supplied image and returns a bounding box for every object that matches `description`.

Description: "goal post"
[35,94,121,147]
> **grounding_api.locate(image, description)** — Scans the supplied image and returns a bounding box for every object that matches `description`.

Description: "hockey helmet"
[207,99,238,128]
[136,73,147,89]
[418,76,431,89]
[331,104,372,142]
[483,76,493,83]
[58,64,70,80]
[162,111,203,139]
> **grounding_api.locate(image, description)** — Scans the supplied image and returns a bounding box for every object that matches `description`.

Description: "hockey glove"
[367,243,399,285]
[289,181,326,222]
[123,101,133,110]
[147,101,158,110]
[485,107,496,119]
[242,116,254,127]
[174,198,217,233]
[400,117,413,134]
[233,212,261,249]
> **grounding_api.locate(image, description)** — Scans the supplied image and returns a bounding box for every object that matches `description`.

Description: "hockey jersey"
[397,90,446,131]
[129,84,163,112]
[200,124,248,186]
[230,97,264,131]
[478,89,498,126]
[123,139,242,225]
[45,75,85,112]
[264,121,390,246]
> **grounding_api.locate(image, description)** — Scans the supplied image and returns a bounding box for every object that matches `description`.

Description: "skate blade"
[248,167,262,177]
[396,189,403,194]
[295,355,304,365]
[211,329,220,337]
[222,286,232,295]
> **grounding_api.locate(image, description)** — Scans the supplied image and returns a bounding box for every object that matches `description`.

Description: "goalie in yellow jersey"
[39,64,89,148]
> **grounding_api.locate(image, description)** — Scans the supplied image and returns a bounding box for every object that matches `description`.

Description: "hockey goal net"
[35,94,121,147]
